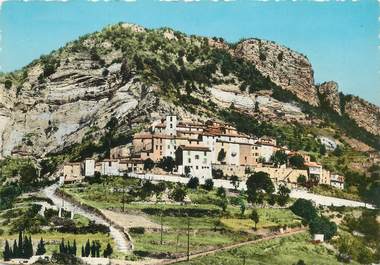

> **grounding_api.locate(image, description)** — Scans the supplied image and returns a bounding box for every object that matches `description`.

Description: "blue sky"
[0,0,379,105]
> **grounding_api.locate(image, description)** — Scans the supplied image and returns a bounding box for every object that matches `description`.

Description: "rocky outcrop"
[344,96,380,136]
[232,39,319,106]
[317,81,342,115]
[0,23,378,158]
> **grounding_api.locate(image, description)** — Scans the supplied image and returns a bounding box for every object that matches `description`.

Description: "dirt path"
[43,184,132,254]
[101,209,163,230]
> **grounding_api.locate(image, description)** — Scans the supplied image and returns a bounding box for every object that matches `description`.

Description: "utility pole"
[122,184,125,212]
[187,215,190,261]
[160,210,163,245]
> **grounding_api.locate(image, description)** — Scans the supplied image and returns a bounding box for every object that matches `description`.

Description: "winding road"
[43,184,131,254]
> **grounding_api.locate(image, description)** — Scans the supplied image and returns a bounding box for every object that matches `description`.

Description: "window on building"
[170,124,173,128]
[195,155,199,160]
[204,151,207,156]
[156,145,158,150]
[170,116,173,122]
[196,166,199,170]
[188,158,191,163]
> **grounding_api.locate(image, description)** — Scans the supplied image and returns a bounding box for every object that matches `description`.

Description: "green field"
[176,233,360,265]
[63,178,302,259]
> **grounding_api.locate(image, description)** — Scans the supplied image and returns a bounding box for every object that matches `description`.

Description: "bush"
[309,216,337,240]
[290,198,317,221]
[203,179,214,191]
[129,227,145,234]
[187,177,199,189]
[4,80,12,89]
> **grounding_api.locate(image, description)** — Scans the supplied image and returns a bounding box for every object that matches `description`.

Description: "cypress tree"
[18,231,23,258]
[13,239,18,258]
[59,238,65,254]
[81,245,85,257]
[85,239,90,257]
[103,243,113,258]
[90,241,96,257]
[36,238,46,256]
[95,241,100,258]
[3,240,11,261]
[68,241,72,255]
[73,240,77,256]
[22,235,28,258]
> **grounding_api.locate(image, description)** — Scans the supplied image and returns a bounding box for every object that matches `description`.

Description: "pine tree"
[3,240,11,261]
[36,238,46,256]
[17,231,23,258]
[81,245,85,257]
[85,239,90,257]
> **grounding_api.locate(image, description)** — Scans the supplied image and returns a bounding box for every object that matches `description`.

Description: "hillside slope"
[0,23,379,161]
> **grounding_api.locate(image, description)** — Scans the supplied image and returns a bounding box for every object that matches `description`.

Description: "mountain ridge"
[0,23,379,161]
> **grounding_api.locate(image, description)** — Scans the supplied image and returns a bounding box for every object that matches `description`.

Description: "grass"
[311,184,361,202]
[177,232,360,265]
[63,179,302,259]
[221,208,301,231]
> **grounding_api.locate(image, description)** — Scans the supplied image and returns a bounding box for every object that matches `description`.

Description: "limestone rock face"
[317,81,342,115]
[344,96,380,136]
[232,39,319,106]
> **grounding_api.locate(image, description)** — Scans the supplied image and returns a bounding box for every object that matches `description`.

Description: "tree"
[309,216,337,240]
[217,149,226,163]
[187,177,199,189]
[203,179,214,191]
[91,241,96,257]
[212,168,224,179]
[290,199,317,222]
[170,185,187,202]
[84,239,91,257]
[103,243,113,258]
[319,144,326,156]
[246,172,274,203]
[230,175,240,191]
[216,186,226,198]
[140,180,155,200]
[277,185,290,206]
[218,197,228,212]
[143,158,155,171]
[272,150,288,166]
[333,145,344,156]
[184,166,191,177]
[158,156,176,173]
[289,155,305,169]
[250,209,259,230]
[3,240,11,261]
[297,175,307,187]
[239,197,246,216]
[36,238,46,256]
[4,80,12,89]
[81,245,85,257]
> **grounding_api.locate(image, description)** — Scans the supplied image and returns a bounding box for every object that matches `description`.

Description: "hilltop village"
[62,116,344,190]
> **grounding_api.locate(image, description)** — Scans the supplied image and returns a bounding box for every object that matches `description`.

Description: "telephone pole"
[187,215,190,261]
[160,211,163,245]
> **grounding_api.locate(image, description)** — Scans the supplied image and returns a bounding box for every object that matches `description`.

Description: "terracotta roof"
[304,162,321,167]
[178,145,210,152]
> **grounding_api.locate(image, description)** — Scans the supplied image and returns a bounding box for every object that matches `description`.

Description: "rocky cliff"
[0,23,379,159]
[232,39,319,106]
